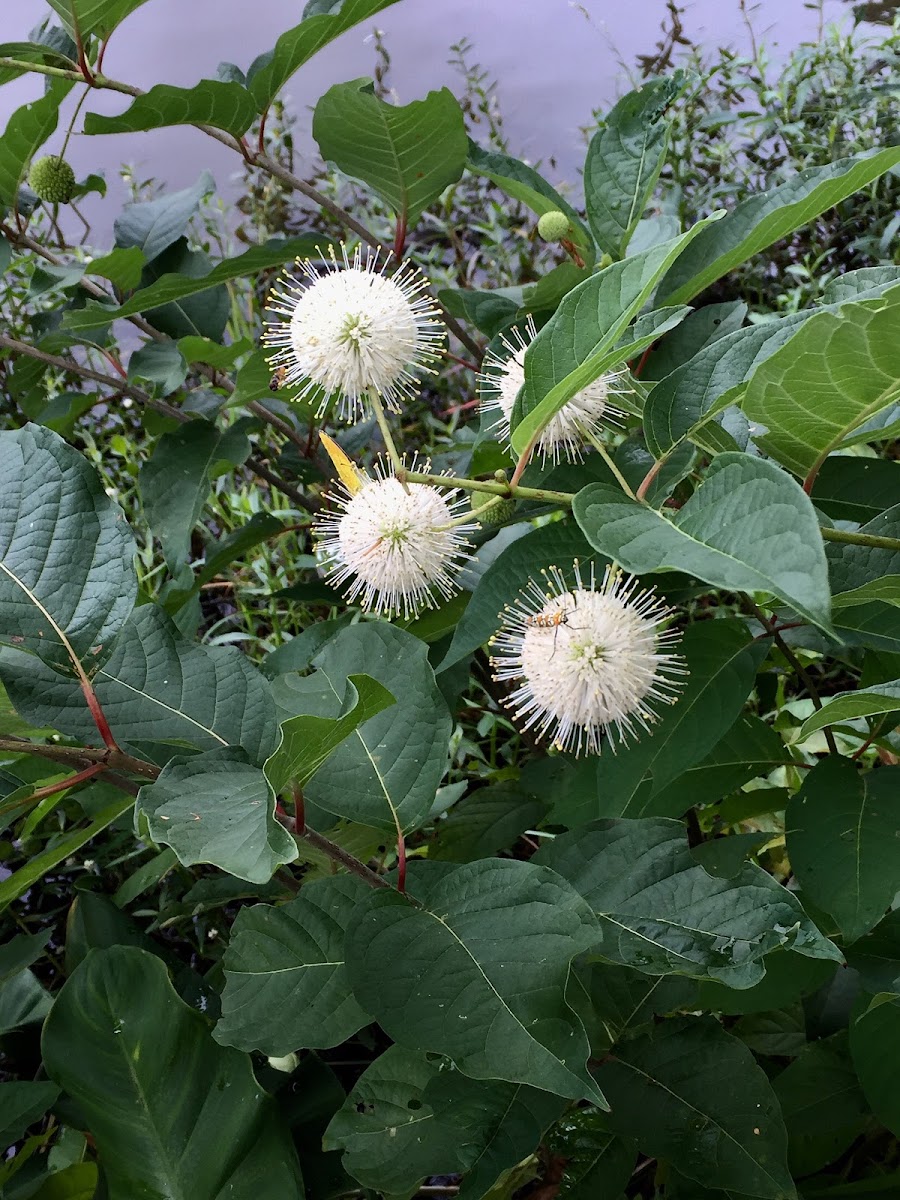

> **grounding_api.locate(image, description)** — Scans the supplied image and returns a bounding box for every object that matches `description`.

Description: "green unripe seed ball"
[537,210,570,242]
[28,156,77,204]
[471,495,517,527]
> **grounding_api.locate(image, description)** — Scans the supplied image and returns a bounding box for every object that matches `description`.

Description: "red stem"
[257,107,270,157]
[632,345,654,379]
[0,762,106,817]
[393,210,408,260]
[396,831,407,894]
[291,783,306,834]
[636,457,664,502]
[79,678,119,751]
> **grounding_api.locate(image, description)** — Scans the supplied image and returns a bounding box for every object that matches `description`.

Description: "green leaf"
[0,35,76,87]
[247,0,400,111]
[643,279,900,458]
[657,146,900,305]
[427,1072,565,1200]
[0,1082,60,1146]
[573,453,833,632]
[432,783,548,863]
[128,340,188,394]
[786,759,900,943]
[697,948,838,1016]
[0,424,136,672]
[645,714,787,819]
[547,1109,636,1200]
[85,80,258,139]
[511,218,719,453]
[641,299,748,383]
[827,501,900,597]
[0,604,277,767]
[41,946,304,1200]
[547,620,768,825]
[849,995,900,1137]
[323,1046,464,1193]
[313,80,467,225]
[535,818,840,986]
[346,858,605,1104]
[287,623,451,835]
[113,169,215,261]
[135,747,296,884]
[465,141,595,266]
[742,292,900,478]
[773,1034,869,1177]
[798,679,900,738]
[845,909,900,994]
[0,79,72,211]
[438,286,521,339]
[596,1018,795,1199]
[84,245,147,291]
[214,875,370,1054]
[0,794,134,915]
[45,0,151,38]
[139,419,251,571]
[264,672,395,793]
[584,75,685,258]
[440,522,606,672]
[64,236,325,330]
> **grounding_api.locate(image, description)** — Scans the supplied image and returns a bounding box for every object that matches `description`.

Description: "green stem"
[581,427,636,499]
[820,526,900,552]
[368,389,404,474]
[0,58,80,83]
[403,469,574,507]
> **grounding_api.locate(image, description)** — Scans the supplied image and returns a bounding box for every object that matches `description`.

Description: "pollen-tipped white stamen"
[490,562,686,756]
[479,316,629,463]
[264,244,444,422]
[315,457,475,619]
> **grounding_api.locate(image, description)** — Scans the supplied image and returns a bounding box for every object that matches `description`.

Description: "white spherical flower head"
[264,245,444,421]
[315,459,475,618]
[491,562,686,756]
[479,316,628,463]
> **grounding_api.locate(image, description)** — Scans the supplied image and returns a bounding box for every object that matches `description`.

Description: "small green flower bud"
[28,156,77,204]
[471,495,517,527]
[537,210,570,242]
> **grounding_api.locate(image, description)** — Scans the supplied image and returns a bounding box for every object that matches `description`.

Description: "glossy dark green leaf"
[774,1033,869,1177]
[346,858,604,1104]
[323,1046,463,1193]
[547,1108,636,1200]
[845,909,900,994]
[438,286,521,338]
[135,747,297,884]
[427,1071,565,1200]
[113,170,215,261]
[314,79,467,225]
[547,621,768,825]
[85,80,257,139]
[574,454,833,631]
[569,961,698,1054]
[536,818,840,986]
[697,948,838,1016]
[432,784,547,863]
[657,146,900,304]
[264,673,395,794]
[214,875,370,1054]
[466,141,594,266]
[0,79,72,210]
[440,521,606,672]
[139,419,251,571]
[743,291,900,478]
[292,623,451,834]
[827,502,900,601]
[0,424,136,672]
[849,995,900,1136]
[0,604,277,766]
[786,759,900,943]
[0,1081,60,1148]
[596,1018,795,1199]
[645,714,786,819]
[65,235,325,330]
[641,300,747,383]
[585,75,685,258]
[511,221,717,452]
[247,0,399,111]
[41,947,304,1200]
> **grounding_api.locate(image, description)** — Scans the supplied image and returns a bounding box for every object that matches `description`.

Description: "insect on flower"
[268,365,289,391]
